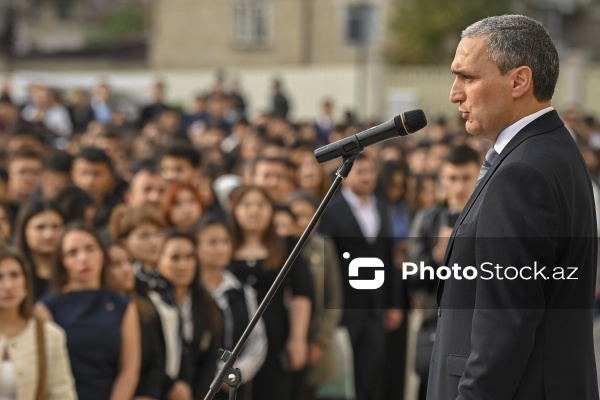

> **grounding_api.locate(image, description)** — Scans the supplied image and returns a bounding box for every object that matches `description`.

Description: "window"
[345,3,376,46]
[233,2,270,47]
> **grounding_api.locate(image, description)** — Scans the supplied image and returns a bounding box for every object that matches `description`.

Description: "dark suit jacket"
[318,191,404,323]
[427,110,599,400]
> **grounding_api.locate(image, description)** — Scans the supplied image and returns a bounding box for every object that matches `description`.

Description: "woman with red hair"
[164,182,204,232]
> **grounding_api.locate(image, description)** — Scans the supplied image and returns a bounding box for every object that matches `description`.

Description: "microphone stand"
[203,153,360,400]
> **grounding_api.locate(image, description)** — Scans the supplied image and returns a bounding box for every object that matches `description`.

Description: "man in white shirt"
[319,155,405,400]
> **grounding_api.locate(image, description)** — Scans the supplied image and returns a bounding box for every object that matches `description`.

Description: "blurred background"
[1,0,599,123]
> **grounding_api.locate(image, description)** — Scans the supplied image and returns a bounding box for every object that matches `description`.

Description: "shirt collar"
[341,186,376,209]
[494,107,554,154]
[211,270,243,298]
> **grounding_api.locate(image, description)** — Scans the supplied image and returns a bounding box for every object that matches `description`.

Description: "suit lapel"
[436,110,565,304]
[337,195,367,239]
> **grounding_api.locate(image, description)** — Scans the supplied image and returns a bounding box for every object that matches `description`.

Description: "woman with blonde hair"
[0,244,76,399]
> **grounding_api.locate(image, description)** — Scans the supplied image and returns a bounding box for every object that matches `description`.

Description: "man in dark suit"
[319,155,404,400]
[427,15,599,400]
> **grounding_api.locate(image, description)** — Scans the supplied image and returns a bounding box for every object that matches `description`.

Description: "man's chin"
[464,122,480,136]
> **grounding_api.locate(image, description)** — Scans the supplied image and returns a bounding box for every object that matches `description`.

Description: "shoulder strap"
[35,318,47,400]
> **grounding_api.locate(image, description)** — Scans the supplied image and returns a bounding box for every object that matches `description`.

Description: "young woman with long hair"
[14,199,65,299]
[228,185,313,400]
[195,216,267,400]
[0,245,76,399]
[104,240,166,400]
[156,231,222,399]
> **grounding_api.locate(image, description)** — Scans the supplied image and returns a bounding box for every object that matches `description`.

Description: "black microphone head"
[394,109,427,135]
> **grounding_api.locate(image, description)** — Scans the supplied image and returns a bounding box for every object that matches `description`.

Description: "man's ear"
[511,66,533,99]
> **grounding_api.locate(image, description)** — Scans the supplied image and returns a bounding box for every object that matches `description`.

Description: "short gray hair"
[462,15,559,102]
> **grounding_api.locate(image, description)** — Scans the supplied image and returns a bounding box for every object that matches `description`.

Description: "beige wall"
[150,0,305,68]
[150,0,389,68]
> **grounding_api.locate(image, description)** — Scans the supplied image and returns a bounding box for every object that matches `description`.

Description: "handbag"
[35,318,47,400]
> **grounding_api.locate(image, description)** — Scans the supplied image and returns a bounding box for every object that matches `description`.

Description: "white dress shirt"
[341,186,380,243]
[494,107,554,154]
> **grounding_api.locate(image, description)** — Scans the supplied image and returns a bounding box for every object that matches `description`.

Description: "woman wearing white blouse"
[0,245,76,400]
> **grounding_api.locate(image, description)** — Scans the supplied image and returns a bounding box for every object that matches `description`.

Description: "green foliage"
[386,0,515,65]
[85,6,146,46]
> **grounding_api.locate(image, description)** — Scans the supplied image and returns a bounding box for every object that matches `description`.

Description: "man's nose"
[449,79,464,104]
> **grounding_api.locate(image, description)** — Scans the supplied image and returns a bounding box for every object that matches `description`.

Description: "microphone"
[314,109,427,164]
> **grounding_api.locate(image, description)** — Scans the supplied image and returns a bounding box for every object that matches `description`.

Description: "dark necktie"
[477,146,499,186]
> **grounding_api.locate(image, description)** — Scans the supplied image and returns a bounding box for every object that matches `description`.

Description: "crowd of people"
[0,75,599,400]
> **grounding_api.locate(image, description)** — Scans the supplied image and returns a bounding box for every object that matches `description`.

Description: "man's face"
[161,156,197,185]
[8,158,43,202]
[449,37,514,140]
[344,158,377,197]
[440,162,479,210]
[127,171,168,212]
[252,161,286,202]
[71,159,114,201]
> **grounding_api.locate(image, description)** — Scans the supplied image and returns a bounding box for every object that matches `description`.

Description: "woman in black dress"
[105,240,166,400]
[228,185,313,400]
[35,223,140,400]
[196,216,268,400]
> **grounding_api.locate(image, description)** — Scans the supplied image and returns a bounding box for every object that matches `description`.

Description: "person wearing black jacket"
[318,155,406,400]
[156,230,223,399]
[196,216,268,400]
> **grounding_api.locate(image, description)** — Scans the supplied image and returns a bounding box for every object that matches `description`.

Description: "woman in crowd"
[164,182,204,232]
[104,240,165,400]
[109,205,185,398]
[408,174,438,213]
[110,205,167,291]
[14,200,65,299]
[195,216,268,400]
[0,245,77,399]
[228,185,313,400]
[35,223,140,400]
[156,230,222,399]
[377,161,413,240]
[287,190,343,398]
[290,146,330,201]
[273,204,297,237]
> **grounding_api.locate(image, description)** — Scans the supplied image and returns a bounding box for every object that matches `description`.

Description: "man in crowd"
[160,142,202,186]
[71,147,121,228]
[125,162,169,214]
[409,144,480,301]
[319,155,405,400]
[7,147,44,215]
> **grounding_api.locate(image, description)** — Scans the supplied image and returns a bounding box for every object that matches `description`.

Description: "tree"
[386,0,514,65]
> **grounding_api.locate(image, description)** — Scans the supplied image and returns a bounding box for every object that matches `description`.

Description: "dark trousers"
[345,316,386,400]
